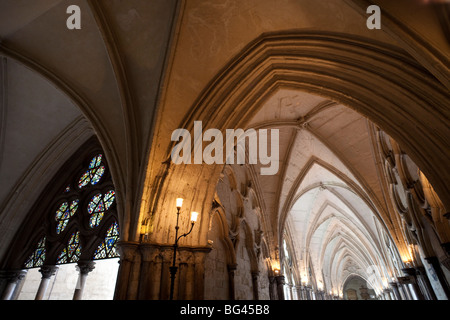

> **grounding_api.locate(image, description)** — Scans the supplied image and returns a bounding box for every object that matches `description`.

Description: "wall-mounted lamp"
[176,198,184,209]
[169,198,198,300]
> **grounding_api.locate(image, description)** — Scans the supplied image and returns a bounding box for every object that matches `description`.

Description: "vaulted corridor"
[0,0,449,303]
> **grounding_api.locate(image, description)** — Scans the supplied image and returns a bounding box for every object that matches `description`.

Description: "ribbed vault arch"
[150,31,449,254]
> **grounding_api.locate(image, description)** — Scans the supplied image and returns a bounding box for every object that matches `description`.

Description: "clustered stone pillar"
[425,256,450,299]
[401,266,441,300]
[389,281,402,300]
[73,260,95,300]
[116,242,211,300]
[415,266,437,300]
[383,288,392,300]
[295,285,305,300]
[399,282,414,300]
[114,241,140,300]
[275,274,285,300]
[268,273,286,300]
[305,285,312,300]
[227,264,237,300]
[315,289,325,300]
[251,271,260,300]
[35,265,58,300]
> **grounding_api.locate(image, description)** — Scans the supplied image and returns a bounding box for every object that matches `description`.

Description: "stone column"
[72,260,95,300]
[227,264,237,300]
[0,270,27,300]
[402,267,425,300]
[113,241,140,300]
[401,284,410,299]
[383,288,392,300]
[146,244,209,300]
[275,275,285,300]
[415,266,437,300]
[316,290,324,300]
[286,283,293,300]
[305,285,312,300]
[296,286,304,300]
[251,271,259,300]
[424,256,450,299]
[292,286,300,300]
[35,265,58,300]
[138,244,162,300]
[389,282,402,300]
[192,249,209,300]
[268,276,277,300]
[402,283,414,300]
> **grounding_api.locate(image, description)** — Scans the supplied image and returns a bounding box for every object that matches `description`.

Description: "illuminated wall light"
[190,211,199,223]
[176,198,184,209]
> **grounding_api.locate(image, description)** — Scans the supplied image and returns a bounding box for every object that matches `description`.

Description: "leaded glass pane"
[93,222,120,260]
[78,170,90,188]
[88,192,115,228]
[57,231,81,264]
[24,237,46,268]
[89,154,103,169]
[90,166,105,185]
[89,211,104,228]
[88,194,102,214]
[55,200,79,234]
[78,154,105,189]
[104,190,115,210]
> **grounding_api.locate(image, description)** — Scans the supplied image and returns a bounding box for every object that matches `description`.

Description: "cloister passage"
[239,88,404,299]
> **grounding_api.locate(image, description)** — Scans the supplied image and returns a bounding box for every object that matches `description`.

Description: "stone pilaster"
[135,243,211,300]
[113,241,140,300]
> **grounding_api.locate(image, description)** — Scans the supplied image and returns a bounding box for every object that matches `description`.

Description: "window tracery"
[20,152,119,270]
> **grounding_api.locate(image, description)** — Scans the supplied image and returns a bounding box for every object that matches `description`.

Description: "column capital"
[76,260,95,275]
[227,263,238,272]
[402,267,417,276]
[39,265,58,279]
[440,242,450,255]
[389,281,398,287]
[116,241,140,262]
[1,269,27,283]
[275,275,285,285]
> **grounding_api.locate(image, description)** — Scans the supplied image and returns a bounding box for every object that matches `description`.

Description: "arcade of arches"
[0,0,449,300]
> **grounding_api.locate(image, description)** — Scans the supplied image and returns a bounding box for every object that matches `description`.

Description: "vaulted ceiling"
[245,88,392,294]
[0,1,448,296]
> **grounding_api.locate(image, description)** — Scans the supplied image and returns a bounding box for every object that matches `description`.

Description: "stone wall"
[204,164,272,300]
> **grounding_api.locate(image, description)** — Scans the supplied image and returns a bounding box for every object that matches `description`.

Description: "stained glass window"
[56,231,81,264]
[24,237,46,268]
[55,200,79,234]
[78,154,105,188]
[88,190,115,228]
[21,150,119,270]
[93,222,120,259]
